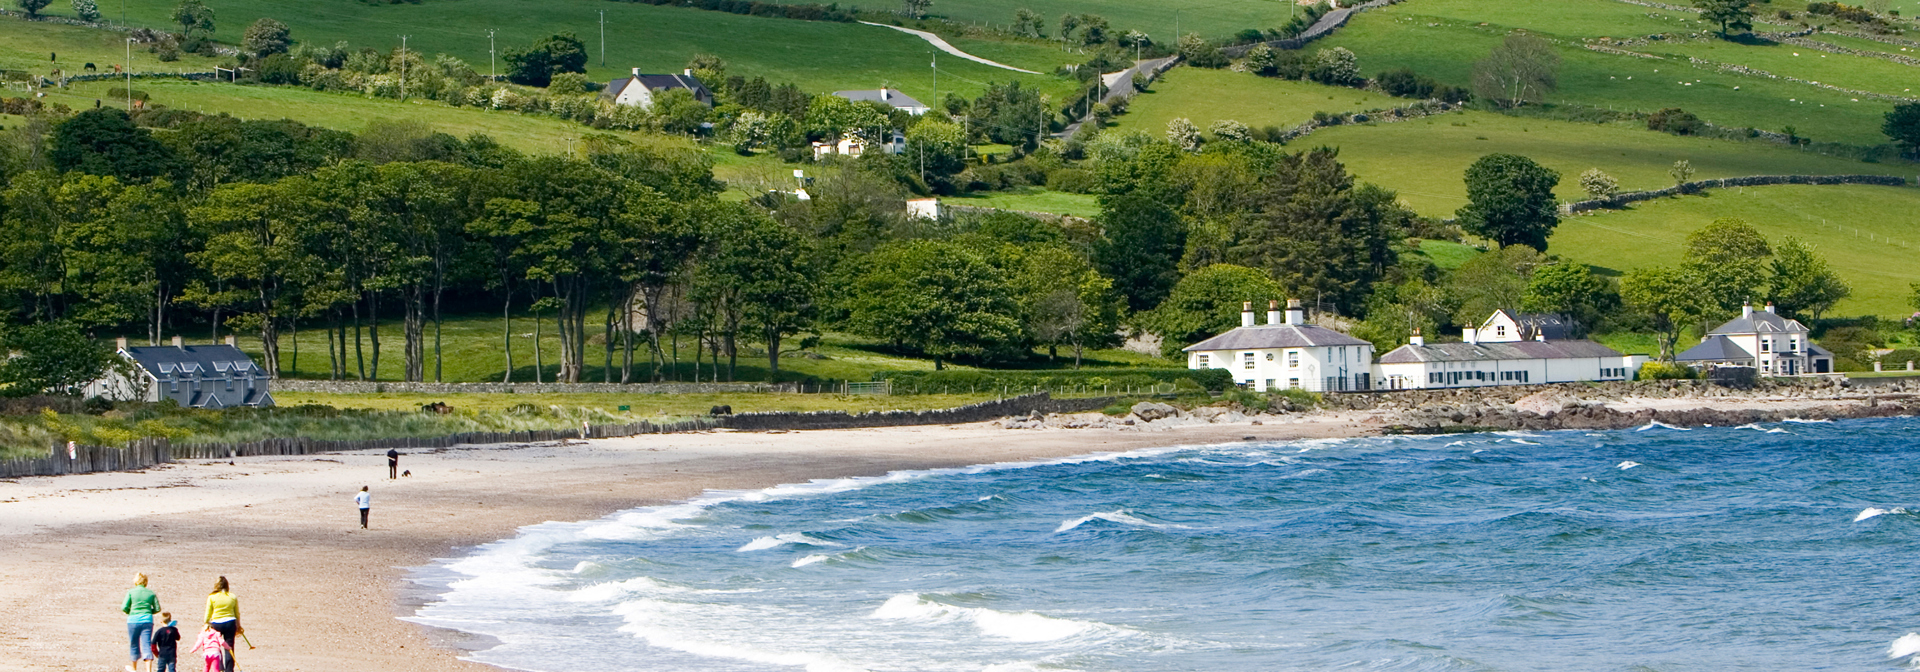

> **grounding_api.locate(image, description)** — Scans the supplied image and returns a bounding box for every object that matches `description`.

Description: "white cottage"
[1675,302,1833,375]
[1372,311,1644,390]
[1184,300,1374,392]
[600,69,713,109]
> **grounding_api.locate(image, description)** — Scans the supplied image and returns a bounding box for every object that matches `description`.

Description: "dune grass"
[1549,184,1920,317]
[37,0,1070,104]
[276,390,1003,416]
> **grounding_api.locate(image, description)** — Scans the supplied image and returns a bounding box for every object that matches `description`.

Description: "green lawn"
[1316,4,1901,144]
[1110,67,1400,135]
[1549,184,1920,318]
[1415,239,1482,271]
[950,188,1100,217]
[40,77,682,155]
[1308,109,1909,214]
[26,1,1069,104]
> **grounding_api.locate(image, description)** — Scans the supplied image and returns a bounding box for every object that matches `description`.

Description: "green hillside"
[753,0,1303,42]
[9,0,1070,104]
[1551,184,1920,317]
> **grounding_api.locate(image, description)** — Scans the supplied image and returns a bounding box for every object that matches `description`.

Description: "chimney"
[1267,300,1282,326]
[115,336,127,350]
[684,68,693,76]
[1285,299,1305,326]
[1409,328,1425,347]
[1742,301,1753,319]
[1241,302,1255,328]
[632,67,641,77]
[1535,330,1547,342]
[1464,328,1478,344]
[1763,302,1775,314]
[171,335,183,349]
[223,335,236,347]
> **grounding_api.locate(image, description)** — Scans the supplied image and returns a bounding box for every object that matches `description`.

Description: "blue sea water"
[408,417,1920,672]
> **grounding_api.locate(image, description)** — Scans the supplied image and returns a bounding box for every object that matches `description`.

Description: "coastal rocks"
[1130,402,1179,422]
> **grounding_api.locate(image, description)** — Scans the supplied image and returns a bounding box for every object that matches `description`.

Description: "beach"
[0,415,1377,672]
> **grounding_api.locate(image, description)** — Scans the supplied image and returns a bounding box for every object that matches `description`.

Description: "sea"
[406,416,1920,672]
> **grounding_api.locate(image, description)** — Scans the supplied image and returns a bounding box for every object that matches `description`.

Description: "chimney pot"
[1409,328,1425,347]
[1284,298,1306,326]
[171,335,183,349]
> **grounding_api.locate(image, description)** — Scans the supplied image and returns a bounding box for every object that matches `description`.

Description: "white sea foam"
[1617,461,1642,470]
[1888,633,1920,660]
[737,532,840,552]
[1054,510,1189,533]
[870,594,1111,642]
[791,554,832,568]
[609,599,873,672]
[1855,507,1909,522]
[1785,417,1833,423]
[1634,421,1688,432]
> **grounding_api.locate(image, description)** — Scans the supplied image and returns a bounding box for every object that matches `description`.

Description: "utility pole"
[599,10,606,66]
[398,35,410,99]
[487,30,497,81]
[931,51,937,114]
[125,37,133,111]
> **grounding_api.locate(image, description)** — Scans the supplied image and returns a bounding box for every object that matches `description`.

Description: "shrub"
[1578,168,1619,199]
[1637,361,1698,380]
[1208,118,1252,142]
[1879,348,1920,369]
[1045,167,1097,193]
[1310,47,1359,86]
[1375,68,1435,99]
[1647,108,1704,135]
[104,86,150,101]
[547,71,591,95]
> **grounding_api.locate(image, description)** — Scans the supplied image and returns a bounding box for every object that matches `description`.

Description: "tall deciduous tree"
[0,321,113,396]
[1885,102,1920,158]
[1768,237,1848,321]
[1522,262,1618,335]
[847,239,1022,369]
[50,109,178,183]
[504,32,587,87]
[1141,264,1284,357]
[1471,34,1558,108]
[189,181,305,376]
[242,17,292,57]
[1622,267,1708,360]
[1456,153,1560,250]
[1695,0,1767,36]
[16,0,52,19]
[171,0,214,38]
[1447,244,1546,326]
[1093,191,1185,312]
[1680,217,1772,315]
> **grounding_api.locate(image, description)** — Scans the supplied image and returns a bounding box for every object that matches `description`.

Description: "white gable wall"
[614,84,656,109]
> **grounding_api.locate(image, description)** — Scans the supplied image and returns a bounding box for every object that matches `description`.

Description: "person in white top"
[355,486,370,529]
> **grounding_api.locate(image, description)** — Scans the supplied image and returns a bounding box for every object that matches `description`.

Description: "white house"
[84,336,274,408]
[905,197,944,220]
[1372,311,1644,390]
[600,69,713,109]
[833,88,930,115]
[811,130,906,160]
[1676,302,1833,375]
[1185,300,1375,392]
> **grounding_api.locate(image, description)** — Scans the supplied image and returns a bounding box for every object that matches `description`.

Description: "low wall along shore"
[0,393,1112,479]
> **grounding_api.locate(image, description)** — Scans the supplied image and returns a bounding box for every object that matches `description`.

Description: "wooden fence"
[0,394,1090,479]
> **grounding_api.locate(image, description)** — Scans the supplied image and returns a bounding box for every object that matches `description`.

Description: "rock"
[1131,401,1178,422]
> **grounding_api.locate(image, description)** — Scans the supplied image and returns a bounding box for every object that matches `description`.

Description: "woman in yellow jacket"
[202,577,240,672]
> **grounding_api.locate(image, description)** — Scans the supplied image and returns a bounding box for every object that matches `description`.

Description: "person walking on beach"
[202,577,240,672]
[387,448,399,479]
[189,626,230,672]
[154,612,181,672]
[356,486,371,529]
[122,573,161,672]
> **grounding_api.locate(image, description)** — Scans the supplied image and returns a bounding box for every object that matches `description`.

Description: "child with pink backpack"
[189,627,230,672]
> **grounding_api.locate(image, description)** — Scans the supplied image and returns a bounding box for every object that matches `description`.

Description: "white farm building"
[1184,300,1374,392]
[1372,311,1645,390]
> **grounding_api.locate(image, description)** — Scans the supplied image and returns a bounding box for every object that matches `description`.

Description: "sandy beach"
[0,415,1379,672]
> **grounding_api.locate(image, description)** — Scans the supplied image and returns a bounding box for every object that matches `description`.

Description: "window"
[1266,353,1275,361]
[1265,379,1276,390]
[1243,352,1256,370]
[1497,325,1507,338]
[1288,351,1299,368]
[1289,378,1301,389]
[1197,354,1209,367]
[1760,339,1771,353]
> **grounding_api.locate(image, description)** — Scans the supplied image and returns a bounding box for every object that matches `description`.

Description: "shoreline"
[1,391,1912,672]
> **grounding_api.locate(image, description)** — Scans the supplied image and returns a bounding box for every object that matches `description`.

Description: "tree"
[1093,191,1185,312]
[1059,13,1080,43]
[242,18,292,58]
[1578,168,1619,199]
[1768,237,1848,320]
[71,0,99,22]
[970,80,1047,148]
[16,0,52,19]
[1695,0,1767,36]
[189,181,305,377]
[1076,14,1109,44]
[0,321,114,396]
[846,240,1022,369]
[1522,262,1618,335]
[804,94,888,145]
[171,0,215,39]
[1621,266,1707,360]
[1141,264,1284,357]
[503,32,587,87]
[1471,34,1558,108]
[1165,117,1201,151]
[904,117,966,193]
[1012,8,1045,37]
[1681,217,1771,314]
[1885,102,1920,158]
[1310,47,1359,85]
[50,109,178,183]
[1209,119,1251,143]
[902,0,931,19]
[1239,150,1408,314]
[1002,244,1120,368]
[1447,244,1545,325]
[1178,33,1227,68]
[1670,159,1695,186]
[1455,153,1560,250]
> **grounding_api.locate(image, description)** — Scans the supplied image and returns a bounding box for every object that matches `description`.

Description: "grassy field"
[1550,184,1920,317]
[0,15,224,79]
[949,188,1100,217]
[757,0,1306,42]
[1317,4,1901,144]
[1111,67,1400,134]
[1655,38,1920,99]
[1414,239,1481,271]
[14,1,1069,104]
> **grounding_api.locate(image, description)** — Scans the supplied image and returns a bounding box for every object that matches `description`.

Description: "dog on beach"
[401,470,411,477]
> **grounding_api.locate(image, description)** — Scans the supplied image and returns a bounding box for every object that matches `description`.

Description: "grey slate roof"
[834,88,928,110]
[1674,335,1750,362]
[1377,339,1624,364]
[601,74,713,105]
[124,345,272,408]
[1183,324,1371,352]
[1707,309,1809,335]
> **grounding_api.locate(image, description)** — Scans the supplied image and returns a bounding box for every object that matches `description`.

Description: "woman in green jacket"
[121,573,160,672]
[202,576,240,672]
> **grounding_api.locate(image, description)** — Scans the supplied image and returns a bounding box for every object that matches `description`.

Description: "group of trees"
[1622,219,1850,358]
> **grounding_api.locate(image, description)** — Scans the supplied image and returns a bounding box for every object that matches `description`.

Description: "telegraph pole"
[125,37,133,111]
[599,10,606,66]
[487,30,497,81]
[931,51,937,114]
[398,35,410,99]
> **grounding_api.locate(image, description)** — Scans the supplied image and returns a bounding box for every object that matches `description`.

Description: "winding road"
[860,21,1043,74]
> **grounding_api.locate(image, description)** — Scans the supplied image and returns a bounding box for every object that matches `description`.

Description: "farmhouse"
[832,88,930,115]
[1185,300,1375,392]
[601,68,713,109]
[1676,302,1833,375]
[811,130,906,159]
[1372,311,1643,390]
[84,337,274,408]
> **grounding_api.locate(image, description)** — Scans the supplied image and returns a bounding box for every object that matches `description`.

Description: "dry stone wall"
[1563,174,1908,213]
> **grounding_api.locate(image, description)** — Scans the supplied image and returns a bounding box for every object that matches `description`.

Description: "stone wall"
[1222,0,1407,57]
[271,380,799,395]
[1563,174,1909,214]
